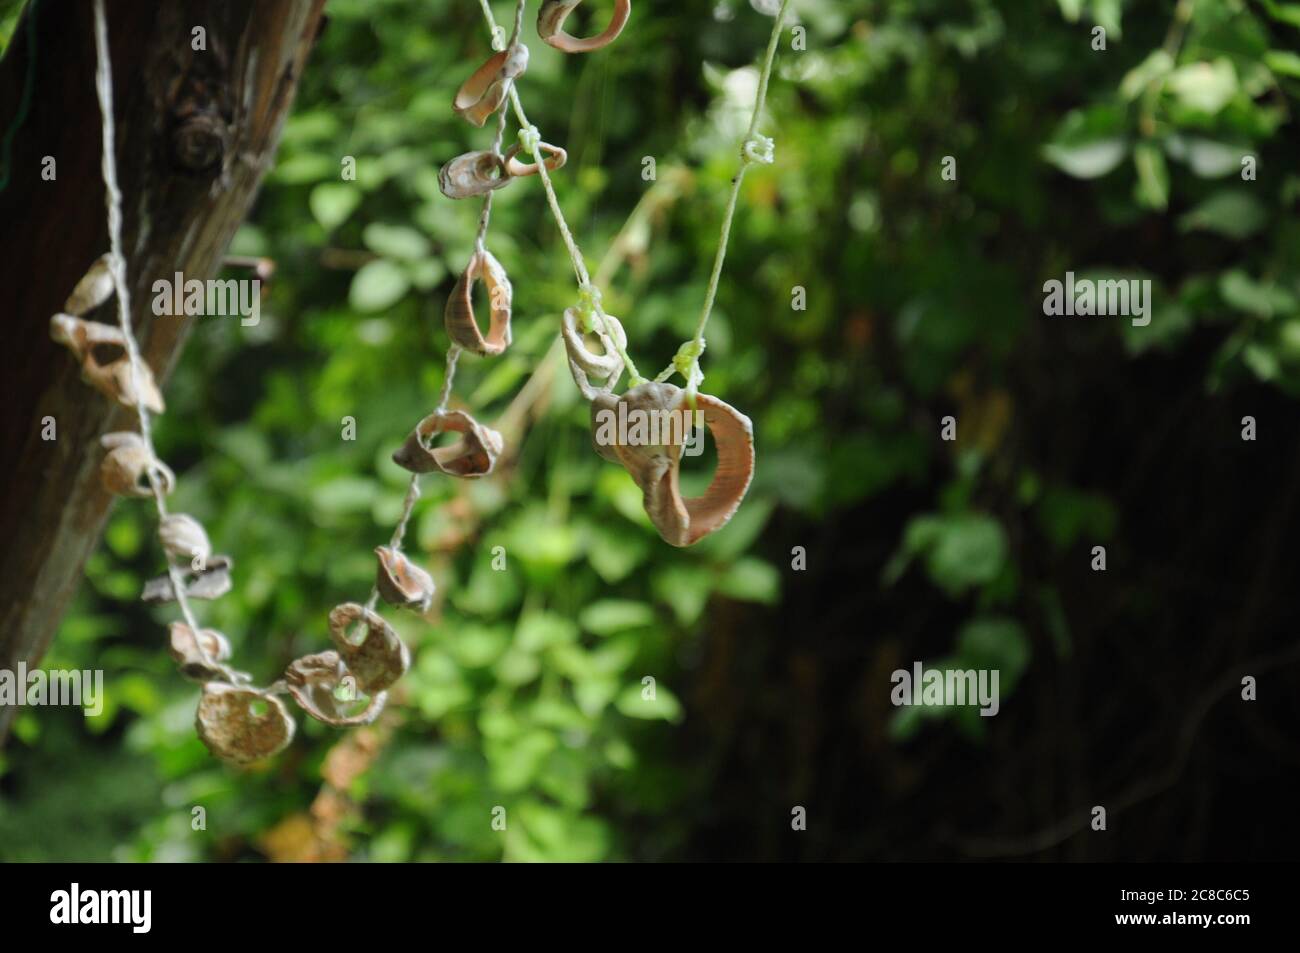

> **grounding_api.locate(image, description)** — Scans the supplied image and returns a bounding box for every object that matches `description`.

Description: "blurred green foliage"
[2,0,1298,861]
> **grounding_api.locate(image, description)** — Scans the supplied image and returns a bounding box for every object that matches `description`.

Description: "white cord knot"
[743,133,776,165]
[518,124,542,155]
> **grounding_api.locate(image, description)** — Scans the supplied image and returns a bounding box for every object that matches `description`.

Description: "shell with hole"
[438,150,511,200]
[375,546,436,612]
[195,683,295,764]
[562,307,626,399]
[537,0,631,53]
[283,651,387,727]
[444,248,513,356]
[99,432,175,498]
[452,42,529,126]
[392,409,504,478]
[327,602,410,694]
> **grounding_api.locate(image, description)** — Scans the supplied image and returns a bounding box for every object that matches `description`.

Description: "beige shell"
[159,514,211,564]
[195,683,295,764]
[392,409,504,478]
[100,432,175,498]
[589,391,622,463]
[445,249,513,356]
[538,0,631,53]
[283,650,387,727]
[452,42,530,126]
[562,307,626,399]
[65,254,116,316]
[49,313,166,413]
[327,602,410,694]
[438,150,510,200]
[142,555,233,604]
[503,141,567,178]
[168,621,233,683]
[601,382,756,547]
[375,546,436,612]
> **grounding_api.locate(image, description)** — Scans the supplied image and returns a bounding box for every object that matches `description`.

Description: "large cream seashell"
[503,140,567,178]
[64,254,116,316]
[453,42,529,126]
[445,249,513,356]
[374,546,436,612]
[392,409,504,478]
[600,382,755,547]
[562,307,626,399]
[538,0,631,53]
[195,683,295,764]
[327,603,410,694]
[438,150,510,200]
[99,432,175,498]
[282,650,387,727]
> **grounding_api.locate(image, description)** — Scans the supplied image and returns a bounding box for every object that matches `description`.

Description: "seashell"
[538,0,631,53]
[453,42,530,126]
[159,513,211,564]
[49,311,166,414]
[196,683,295,764]
[327,602,410,694]
[562,307,626,399]
[99,432,175,498]
[503,141,568,178]
[64,254,116,316]
[438,150,511,200]
[601,382,756,547]
[589,391,622,463]
[444,248,513,356]
[283,650,387,727]
[375,546,435,612]
[168,621,234,683]
[142,555,233,604]
[392,409,504,478]
[49,313,125,362]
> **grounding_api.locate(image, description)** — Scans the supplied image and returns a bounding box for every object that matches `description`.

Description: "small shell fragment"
[438,150,511,200]
[538,0,631,53]
[453,42,529,126]
[392,409,504,478]
[444,249,513,356]
[503,141,567,178]
[65,254,116,316]
[562,307,626,399]
[597,382,756,547]
[168,621,234,683]
[100,432,175,498]
[49,313,166,413]
[159,514,212,564]
[327,603,410,694]
[375,546,436,612]
[142,555,233,604]
[195,683,295,764]
[283,650,387,727]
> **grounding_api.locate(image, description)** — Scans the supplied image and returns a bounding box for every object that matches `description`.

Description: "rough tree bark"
[0,0,327,742]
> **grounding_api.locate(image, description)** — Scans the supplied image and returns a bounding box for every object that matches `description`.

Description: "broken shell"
[392,409,504,478]
[100,432,175,498]
[589,391,622,463]
[503,141,568,178]
[438,149,511,200]
[159,514,212,564]
[49,312,166,414]
[49,313,125,362]
[538,0,631,53]
[327,602,410,694]
[195,683,295,764]
[562,307,626,399]
[65,254,116,316]
[283,650,387,727]
[604,382,756,547]
[453,42,530,126]
[142,555,233,604]
[444,249,513,356]
[375,546,436,612]
[168,621,234,682]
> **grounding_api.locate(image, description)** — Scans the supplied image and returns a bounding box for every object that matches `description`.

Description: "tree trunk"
[0,0,327,742]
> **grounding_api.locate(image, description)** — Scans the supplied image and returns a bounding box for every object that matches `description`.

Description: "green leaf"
[1265,50,1300,78]
[349,260,411,312]
[1219,270,1297,318]
[615,682,684,722]
[1043,139,1127,179]
[1179,192,1267,239]
[309,183,361,231]
[1166,59,1238,114]
[362,223,431,260]
[1133,142,1169,210]
[579,600,656,635]
[717,558,781,604]
[1119,50,1173,100]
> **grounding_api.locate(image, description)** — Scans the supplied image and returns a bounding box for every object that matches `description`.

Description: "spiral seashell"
[159,514,211,564]
[438,150,511,200]
[195,683,295,764]
[64,254,116,316]
[538,0,631,53]
[99,432,175,498]
[503,141,567,178]
[562,307,626,399]
[375,546,436,612]
[327,603,410,694]
[282,651,387,727]
[392,409,504,478]
[453,42,529,126]
[444,248,513,356]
